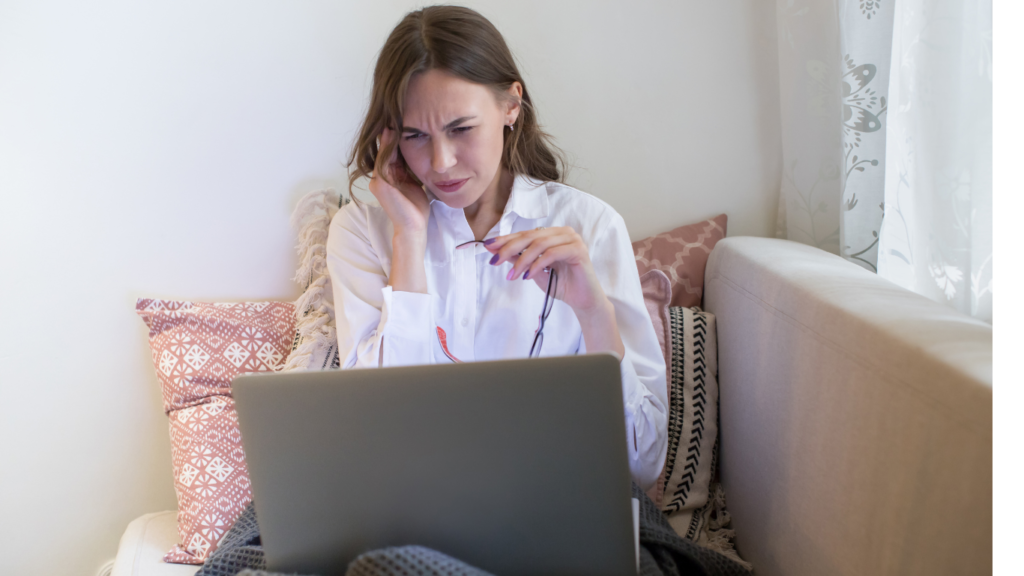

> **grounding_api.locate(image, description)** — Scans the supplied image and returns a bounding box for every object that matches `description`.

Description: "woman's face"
[398,68,520,210]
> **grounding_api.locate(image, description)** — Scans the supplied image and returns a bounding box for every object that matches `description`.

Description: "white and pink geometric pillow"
[137,299,295,565]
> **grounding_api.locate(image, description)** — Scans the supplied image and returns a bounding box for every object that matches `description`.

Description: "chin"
[437,196,473,210]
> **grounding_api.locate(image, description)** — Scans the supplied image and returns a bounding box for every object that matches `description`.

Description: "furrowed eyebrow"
[401,116,477,134]
[444,116,476,130]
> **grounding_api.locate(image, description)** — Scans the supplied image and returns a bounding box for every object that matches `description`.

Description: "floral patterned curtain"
[774,0,992,323]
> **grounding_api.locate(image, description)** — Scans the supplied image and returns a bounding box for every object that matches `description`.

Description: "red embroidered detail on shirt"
[436,326,462,363]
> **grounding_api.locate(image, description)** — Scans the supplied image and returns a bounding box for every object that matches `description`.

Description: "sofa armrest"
[111,512,200,576]
[703,237,991,576]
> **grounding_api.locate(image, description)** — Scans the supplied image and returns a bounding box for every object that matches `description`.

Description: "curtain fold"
[876,0,993,322]
[774,0,844,253]
[774,0,992,322]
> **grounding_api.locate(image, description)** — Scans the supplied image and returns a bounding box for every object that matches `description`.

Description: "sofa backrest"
[703,237,991,576]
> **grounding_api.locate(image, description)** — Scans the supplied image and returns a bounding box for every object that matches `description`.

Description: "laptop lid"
[232,353,636,576]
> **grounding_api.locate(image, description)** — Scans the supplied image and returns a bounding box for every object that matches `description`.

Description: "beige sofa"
[111,237,993,576]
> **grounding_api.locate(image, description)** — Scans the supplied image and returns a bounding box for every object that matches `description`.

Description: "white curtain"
[774,0,992,323]
[876,0,993,322]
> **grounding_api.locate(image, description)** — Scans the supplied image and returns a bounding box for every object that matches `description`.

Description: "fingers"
[510,233,574,280]
[523,244,575,281]
[373,128,392,175]
[374,128,404,184]
[485,228,563,267]
[487,227,584,280]
[486,227,562,257]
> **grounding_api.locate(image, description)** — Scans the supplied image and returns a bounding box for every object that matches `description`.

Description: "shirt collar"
[503,174,550,220]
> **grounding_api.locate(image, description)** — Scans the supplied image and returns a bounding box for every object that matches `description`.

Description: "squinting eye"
[403,133,424,141]
[453,126,473,135]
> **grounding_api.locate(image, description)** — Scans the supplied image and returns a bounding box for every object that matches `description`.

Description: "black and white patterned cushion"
[656,307,748,568]
[658,306,719,538]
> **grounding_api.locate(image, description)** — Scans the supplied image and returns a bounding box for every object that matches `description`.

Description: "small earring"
[508,123,514,132]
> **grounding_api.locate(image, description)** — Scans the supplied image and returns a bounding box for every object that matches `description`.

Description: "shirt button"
[461,318,469,327]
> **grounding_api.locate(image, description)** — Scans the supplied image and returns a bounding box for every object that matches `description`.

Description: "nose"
[431,138,456,174]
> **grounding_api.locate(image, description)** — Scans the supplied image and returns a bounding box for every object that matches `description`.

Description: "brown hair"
[347,5,565,197]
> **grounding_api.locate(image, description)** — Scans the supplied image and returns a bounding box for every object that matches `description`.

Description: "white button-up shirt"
[326,175,668,489]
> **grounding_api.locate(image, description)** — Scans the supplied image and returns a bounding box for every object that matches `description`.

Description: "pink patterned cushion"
[632,214,728,308]
[639,269,672,375]
[137,299,295,565]
[639,269,672,505]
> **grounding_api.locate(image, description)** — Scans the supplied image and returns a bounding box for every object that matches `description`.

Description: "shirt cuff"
[378,286,435,366]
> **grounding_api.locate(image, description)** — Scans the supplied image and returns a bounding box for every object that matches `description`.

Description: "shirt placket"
[452,232,477,363]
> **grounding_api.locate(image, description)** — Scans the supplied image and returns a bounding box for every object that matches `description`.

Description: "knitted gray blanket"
[195,482,748,576]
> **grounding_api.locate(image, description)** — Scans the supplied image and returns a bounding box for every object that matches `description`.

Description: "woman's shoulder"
[331,195,391,234]
[328,195,395,256]
[531,179,625,234]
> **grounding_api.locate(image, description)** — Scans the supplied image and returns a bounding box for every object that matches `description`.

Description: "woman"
[326,5,667,490]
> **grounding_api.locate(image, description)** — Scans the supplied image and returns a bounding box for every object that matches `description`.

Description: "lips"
[433,178,469,193]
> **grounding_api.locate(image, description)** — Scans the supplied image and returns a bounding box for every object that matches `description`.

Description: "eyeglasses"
[453,239,557,359]
[529,268,557,358]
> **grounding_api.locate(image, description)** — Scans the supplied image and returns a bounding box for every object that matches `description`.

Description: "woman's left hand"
[484,227,609,317]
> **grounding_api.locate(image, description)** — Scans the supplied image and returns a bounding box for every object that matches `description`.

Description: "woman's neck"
[464,168,513,241]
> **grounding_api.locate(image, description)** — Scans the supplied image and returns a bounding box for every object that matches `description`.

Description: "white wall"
[0,1,779,574]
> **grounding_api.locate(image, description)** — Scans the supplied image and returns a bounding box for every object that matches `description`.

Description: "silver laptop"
[232,353,636,576]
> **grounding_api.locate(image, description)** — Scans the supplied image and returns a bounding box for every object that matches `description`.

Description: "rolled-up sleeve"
[585,212,669,491]
[327,204,436,368]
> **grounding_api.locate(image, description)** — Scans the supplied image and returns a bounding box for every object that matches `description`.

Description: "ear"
[504,81,523,126]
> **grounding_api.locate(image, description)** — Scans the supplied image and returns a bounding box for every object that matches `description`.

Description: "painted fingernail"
[523,269,530,280]
[483,238,496,245]
[489,254,500,265]
[506,268,515,281]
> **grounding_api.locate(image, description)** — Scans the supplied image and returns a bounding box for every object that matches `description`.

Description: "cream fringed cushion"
[280,189,350,371]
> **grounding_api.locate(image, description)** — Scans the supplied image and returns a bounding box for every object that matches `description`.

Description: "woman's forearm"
[388,232,429,294]
[575,298,626,360]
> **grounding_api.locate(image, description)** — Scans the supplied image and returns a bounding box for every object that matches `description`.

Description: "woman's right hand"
[369,128,431,237]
